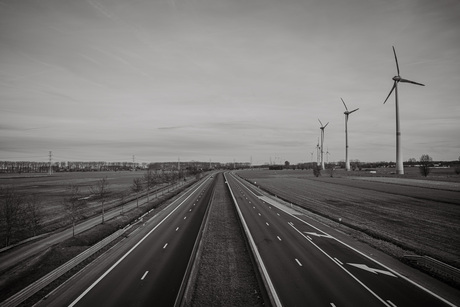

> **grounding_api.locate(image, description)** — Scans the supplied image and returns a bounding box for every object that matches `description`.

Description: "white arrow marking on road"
[347,263,397,277]
[304,232,332,238]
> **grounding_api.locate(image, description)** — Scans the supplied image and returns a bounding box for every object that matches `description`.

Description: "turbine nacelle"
[341,98,359,116]
[318,119,329,130]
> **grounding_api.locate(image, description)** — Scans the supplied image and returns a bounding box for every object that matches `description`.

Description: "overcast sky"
[1,0,459,165]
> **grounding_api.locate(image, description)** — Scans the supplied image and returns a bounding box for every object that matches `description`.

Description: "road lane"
[226,173,384,306]
[34,175,215,307]
[227,173,455,307]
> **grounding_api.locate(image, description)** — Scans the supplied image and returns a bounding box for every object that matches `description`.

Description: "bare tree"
[143,170,156,201]
[24,195,43,237]
[90,177,111,224]
[419,154,433,177]
[0,187,24,246]
[131,178,144,208]
[63,185,88,237]
[118,191,129,215]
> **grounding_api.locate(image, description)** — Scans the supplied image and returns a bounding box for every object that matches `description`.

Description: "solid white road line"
[141,271,149,280]
[334,257,343,265]
[225,173,282,307]
[387,300,397,307]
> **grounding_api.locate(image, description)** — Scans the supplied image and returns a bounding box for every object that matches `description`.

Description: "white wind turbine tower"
[341,98,359,171]
[318,119,329,170]
[384,46,425,175]
[316,138,320,166]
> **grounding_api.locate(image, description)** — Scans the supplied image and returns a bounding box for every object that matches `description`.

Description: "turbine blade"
[393,46,400,76]
[349,108,359,114]
[341,98,348,111]
[399,78,425,86]
[318,119,323,127]
[384,81,397,104]
[324,122,329,128]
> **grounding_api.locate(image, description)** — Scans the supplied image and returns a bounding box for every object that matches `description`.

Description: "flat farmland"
[237,169,460,269]
[0,171,153,246]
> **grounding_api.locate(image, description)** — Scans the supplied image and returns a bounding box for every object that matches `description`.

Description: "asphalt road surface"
[225,172,455,307]
[38,175,215,307]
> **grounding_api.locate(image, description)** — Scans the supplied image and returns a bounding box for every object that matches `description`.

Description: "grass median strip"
[190,173,264,307]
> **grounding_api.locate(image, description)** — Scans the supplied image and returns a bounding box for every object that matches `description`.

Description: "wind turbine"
[341,98,359,171]
[318,119,329,170]
[384,46,425,175]
[316,138,320,166]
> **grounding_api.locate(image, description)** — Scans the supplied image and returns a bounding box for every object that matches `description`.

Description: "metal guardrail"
[1,228,126,307]
[225,173,282,307]
[404,255,460,283]
[176,175,217,307]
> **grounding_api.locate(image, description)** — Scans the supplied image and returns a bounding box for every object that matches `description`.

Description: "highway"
[225,172,455,307]
[38,175,215,307]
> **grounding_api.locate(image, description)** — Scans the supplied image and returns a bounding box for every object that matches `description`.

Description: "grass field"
[237,168,460,271]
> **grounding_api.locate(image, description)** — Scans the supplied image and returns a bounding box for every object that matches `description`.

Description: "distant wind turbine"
[384,46,425,175]
[316,138,320,166]
[318,119,329,170]
[341,98,359,171]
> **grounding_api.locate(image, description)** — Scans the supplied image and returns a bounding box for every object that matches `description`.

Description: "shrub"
[419,154,432,177]
[454,165,460,175]
[313,165,321,177]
